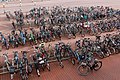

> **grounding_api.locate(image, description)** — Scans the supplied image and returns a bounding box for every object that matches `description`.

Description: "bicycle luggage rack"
[0,57,70,75]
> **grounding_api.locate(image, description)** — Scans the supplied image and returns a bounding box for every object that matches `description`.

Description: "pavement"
[0,0,120,14]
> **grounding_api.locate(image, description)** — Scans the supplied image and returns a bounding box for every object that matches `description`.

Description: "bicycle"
[77,58,102,76]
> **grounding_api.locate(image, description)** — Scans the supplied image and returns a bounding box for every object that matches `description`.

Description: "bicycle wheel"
[104,50,110,57]
[115,48,119,54]
[109,47,116,54]
[93,61,102,71]
[77,63,90,76]
[96,52,104,59]
[97,54,104,59]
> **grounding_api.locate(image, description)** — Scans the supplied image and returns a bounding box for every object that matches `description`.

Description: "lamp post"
[3,3,6,13]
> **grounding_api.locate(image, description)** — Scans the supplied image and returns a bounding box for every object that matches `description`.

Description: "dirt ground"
[0,0,120,80]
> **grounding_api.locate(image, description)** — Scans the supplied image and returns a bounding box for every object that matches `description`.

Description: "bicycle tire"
[77,63,90,76]
[94,61,102,71]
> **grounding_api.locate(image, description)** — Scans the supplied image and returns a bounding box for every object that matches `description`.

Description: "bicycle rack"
[0,56,70,75]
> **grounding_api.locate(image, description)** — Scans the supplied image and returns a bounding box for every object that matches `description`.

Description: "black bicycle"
[77,58,102,76]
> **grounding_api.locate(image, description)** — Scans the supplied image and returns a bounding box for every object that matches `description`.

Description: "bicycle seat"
[39,60,45,64]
